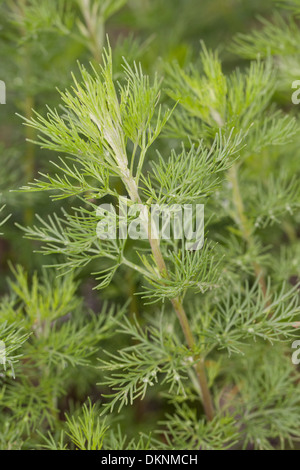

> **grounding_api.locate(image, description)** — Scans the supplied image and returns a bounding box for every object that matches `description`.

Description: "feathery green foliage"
[0,0,299,452]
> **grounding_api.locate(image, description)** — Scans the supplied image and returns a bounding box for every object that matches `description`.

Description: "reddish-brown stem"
[123,172,215,421]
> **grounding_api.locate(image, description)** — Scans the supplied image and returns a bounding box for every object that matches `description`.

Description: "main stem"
[122,172,215,421]
[79,0,104,64]
[19,0,36,224]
